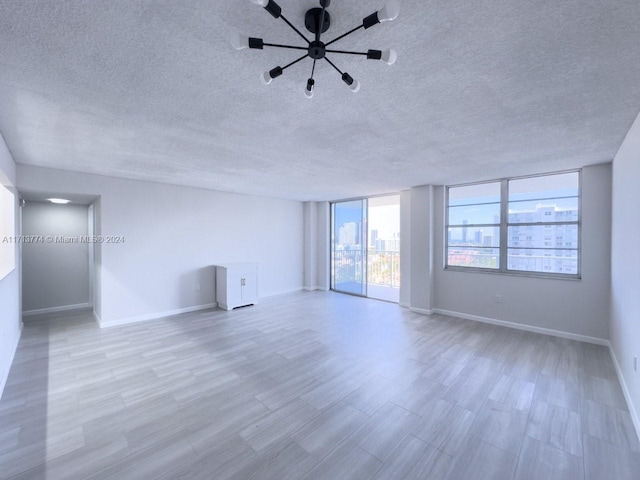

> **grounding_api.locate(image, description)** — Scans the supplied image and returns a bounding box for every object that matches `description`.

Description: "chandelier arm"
[279,15,311,44]
[324,56,344,75]
[324,25,364,48]
[325,49,368,57]
[310,59,317,79]
[282,54,310,71]
[263,43,309,51]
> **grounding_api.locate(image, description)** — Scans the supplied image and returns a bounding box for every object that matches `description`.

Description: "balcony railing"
[367,250,400,287]
[332,249,400,288]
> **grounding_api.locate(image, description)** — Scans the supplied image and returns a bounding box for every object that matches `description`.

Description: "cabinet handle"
[241,278,246,286]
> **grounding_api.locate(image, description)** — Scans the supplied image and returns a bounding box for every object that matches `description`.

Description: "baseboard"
[609,344,640,443]
[263,287,306,297]
[399,302,410,309]
[100,287,308,328]
[93,309,102,326]
[22,303,91,317]
[0,322,23,400]
[431,308,609,346]
[304,286,322,291]
[100,303,218,328]
[410,307,432,315]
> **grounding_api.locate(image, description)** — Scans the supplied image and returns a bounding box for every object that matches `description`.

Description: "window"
[446,171,580,277]
[447,182,501,269]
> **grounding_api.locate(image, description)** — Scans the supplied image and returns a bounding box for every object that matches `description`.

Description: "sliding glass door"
[331,200,367,296]
[367,195,400,302]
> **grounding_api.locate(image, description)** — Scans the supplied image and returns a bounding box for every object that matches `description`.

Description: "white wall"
[303,201,330,291]
[610,112,640,435]
[22,202,91,313]
[0,183,15,281]
[92,197,102,321]
[399,190,411,307]
[317,202,330,291]
[0,132,21,398]
[17,165,304,326]
[408,186,435,314]
[303,202,318,290]
[431,163,612,341]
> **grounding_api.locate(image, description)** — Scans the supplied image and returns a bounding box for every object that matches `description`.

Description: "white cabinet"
[216,263,258,311]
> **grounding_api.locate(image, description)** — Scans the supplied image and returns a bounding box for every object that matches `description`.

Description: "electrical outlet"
[495,295,502,304]
[195,284,201,292]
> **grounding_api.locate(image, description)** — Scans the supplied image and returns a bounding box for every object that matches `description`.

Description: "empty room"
[1,1,639,479]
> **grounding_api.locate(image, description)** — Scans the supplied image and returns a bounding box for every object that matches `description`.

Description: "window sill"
[443,266,581,281]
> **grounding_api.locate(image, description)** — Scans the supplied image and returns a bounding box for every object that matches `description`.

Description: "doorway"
[20,194,99,319]
[331,199,367,296]
[367,195,400,302]
[330,194,400,302]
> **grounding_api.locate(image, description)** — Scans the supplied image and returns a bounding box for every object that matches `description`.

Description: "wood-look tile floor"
[1,291,639,480]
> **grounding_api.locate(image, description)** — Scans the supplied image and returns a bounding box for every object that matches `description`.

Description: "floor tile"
[372,434,452,480]
[581,399,640,452]
[526,400,583,457]
[445,437,517,480]
[413,399,476,456]
[583,434,640,480]
[514,436,583,480]
[470,400,528,455]
[442,373,498,413]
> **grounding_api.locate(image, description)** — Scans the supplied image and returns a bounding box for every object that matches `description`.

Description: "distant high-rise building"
[338,222,357,246]
[474,229,483,245]
[370,229,378,248]
[462,219,469,243]
[507,203,578,273]
[493,214,500,249]
[387,238,400,252]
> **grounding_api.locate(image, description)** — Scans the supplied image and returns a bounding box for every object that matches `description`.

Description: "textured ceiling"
[0,0,639,201]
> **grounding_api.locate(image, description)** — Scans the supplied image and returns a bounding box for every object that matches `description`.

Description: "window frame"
[445,170,581,279]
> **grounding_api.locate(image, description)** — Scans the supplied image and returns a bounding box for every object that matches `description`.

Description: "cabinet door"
[241,273,258,304]
[227,273,243,308]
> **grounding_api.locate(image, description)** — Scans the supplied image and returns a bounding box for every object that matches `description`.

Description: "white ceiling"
[0,0,639,201]
[20,190,98,206]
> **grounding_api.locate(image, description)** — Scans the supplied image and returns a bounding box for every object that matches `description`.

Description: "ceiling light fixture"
[47,198,71,204]
[232,0,399,98]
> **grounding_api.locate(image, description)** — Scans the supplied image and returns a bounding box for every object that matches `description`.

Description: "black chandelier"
[231,0,400,98]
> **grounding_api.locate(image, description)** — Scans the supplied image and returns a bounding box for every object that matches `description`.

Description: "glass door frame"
[330,199,368,297]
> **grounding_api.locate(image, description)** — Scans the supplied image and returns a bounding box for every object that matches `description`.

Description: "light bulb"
[341,72,359,92]
[261,67,282,85]
[378,0,400,22]
[305,79,315,98]
[261,71,273,85]
[250,0,269,6]
[230,33,249,50]
[381,49,397,65]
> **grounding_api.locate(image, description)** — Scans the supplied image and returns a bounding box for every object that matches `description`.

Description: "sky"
[333,196,400,242]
